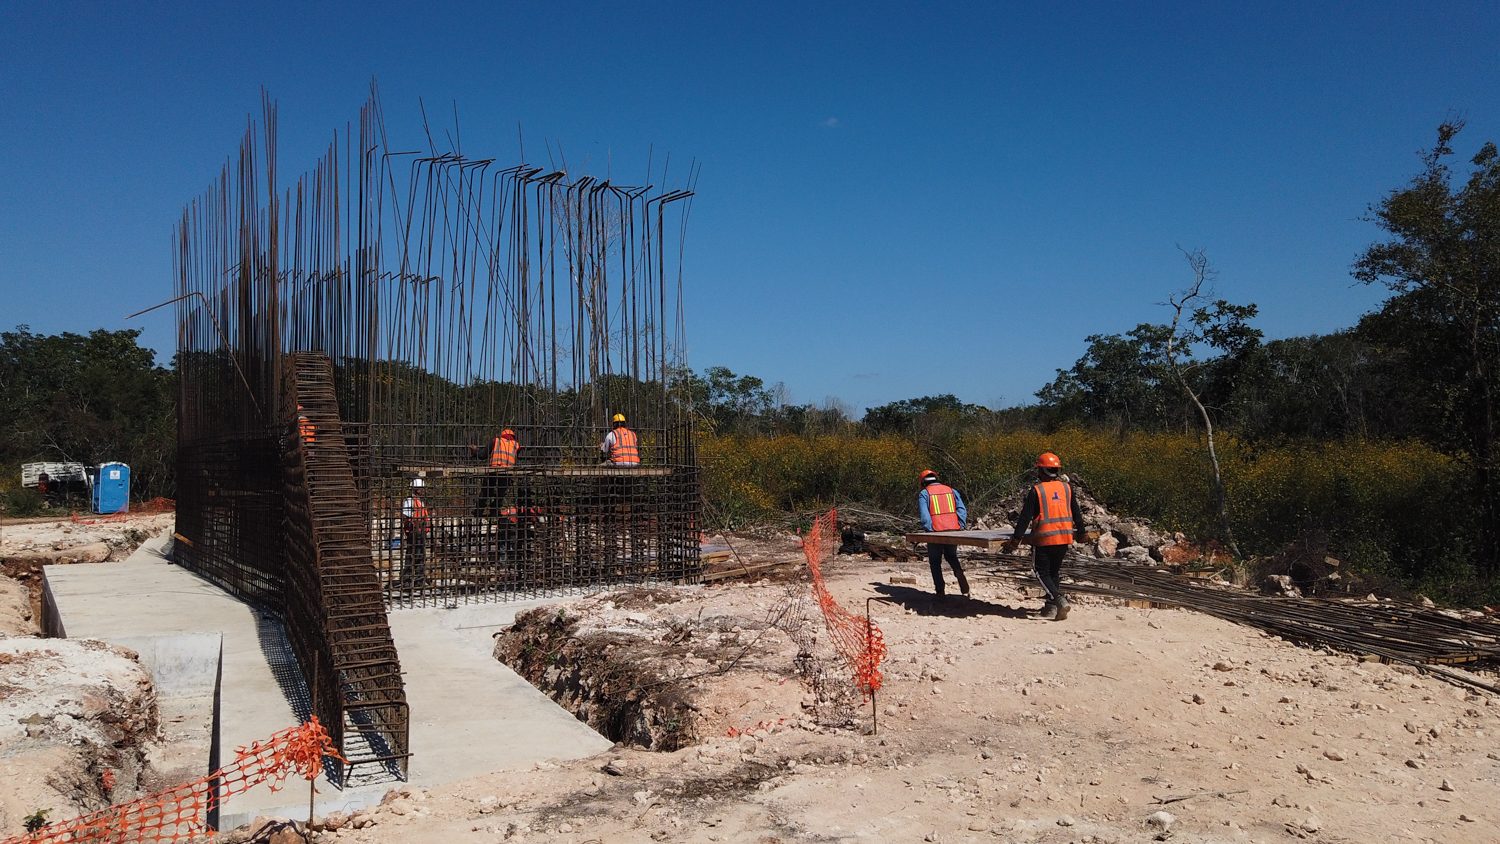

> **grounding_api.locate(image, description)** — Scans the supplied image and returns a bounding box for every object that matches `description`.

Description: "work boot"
[1053,597,1071,621]
[1038,602,1058,620]
[956,571,971,597]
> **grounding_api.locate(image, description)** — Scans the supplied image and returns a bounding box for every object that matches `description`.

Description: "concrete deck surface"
[388,601,615,786]
[42,541,610,828]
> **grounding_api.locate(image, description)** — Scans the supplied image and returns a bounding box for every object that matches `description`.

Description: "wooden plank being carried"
[904,529,1014,548]
[399,465,673,478]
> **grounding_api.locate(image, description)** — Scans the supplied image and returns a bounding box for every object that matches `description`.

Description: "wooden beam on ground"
[702,559,799,582]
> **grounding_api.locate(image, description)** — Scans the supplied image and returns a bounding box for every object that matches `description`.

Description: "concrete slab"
[388,602,614,786]
[42,552,315,826]
[109,632,221,814]
[42,548,612,829]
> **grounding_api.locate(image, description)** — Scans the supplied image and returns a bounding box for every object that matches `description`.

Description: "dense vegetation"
[695,123,1500,604]
[0,327,175,512]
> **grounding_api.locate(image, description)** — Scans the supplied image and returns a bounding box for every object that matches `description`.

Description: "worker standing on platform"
[918,470,970,599]
[473,429,518,516]
[600,414,640,466]
[1001,452,1087,620]
[401,478,430,591]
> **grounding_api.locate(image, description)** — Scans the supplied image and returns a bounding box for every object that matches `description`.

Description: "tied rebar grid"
[173,84,701,781]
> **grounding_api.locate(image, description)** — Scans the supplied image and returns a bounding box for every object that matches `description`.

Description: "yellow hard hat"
[612,413,626,423]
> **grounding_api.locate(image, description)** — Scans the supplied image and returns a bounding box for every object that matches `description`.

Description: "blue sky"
[3,2,1498,411]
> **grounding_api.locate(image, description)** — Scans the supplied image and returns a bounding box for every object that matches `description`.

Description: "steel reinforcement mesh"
[172,89,700,784]
[371,424,699,608]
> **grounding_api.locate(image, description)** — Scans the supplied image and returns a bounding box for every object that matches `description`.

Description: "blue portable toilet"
[92,462,130,514]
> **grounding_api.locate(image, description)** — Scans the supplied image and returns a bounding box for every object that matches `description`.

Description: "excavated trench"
[492,586,848,751]
[493,593,703,751]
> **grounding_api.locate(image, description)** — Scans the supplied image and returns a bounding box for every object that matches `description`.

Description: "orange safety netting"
[69,499,174,525]
[801,509,886,697]
[3,717,342,844]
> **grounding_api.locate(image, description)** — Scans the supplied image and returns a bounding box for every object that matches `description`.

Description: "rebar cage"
[172,86,700,783]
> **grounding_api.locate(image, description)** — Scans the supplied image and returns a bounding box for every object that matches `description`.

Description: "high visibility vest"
[490,437,517,467]
[609,427,640,464]
[1029,480,1075,546]
[925,483,962,532]
[403,499,430,532]
[298,415,314,445]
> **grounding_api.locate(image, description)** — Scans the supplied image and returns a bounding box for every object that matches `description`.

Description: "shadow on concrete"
[252,610,404,789]
[870,583,1032,619]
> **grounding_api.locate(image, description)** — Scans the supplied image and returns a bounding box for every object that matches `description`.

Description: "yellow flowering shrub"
[702,429,1473,591]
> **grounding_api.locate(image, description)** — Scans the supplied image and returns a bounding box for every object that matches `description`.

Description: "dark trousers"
[402,527,427,587]
[1032,544,1069,604]
[927,543,969,595]
[475,475,510,517]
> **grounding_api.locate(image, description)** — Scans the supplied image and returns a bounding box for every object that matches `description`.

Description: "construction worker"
[296,405,314,448]
[918,470,970,599]
[469,429,519,516]
[600,414,640,466]
[490,429,519,468]
[400,478,430,590]
[1001,452,1087,620]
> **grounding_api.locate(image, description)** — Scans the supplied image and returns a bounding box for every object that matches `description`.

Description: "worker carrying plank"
[1002,452,1088,620]
[600,413,640,465]
[918,470,971,599]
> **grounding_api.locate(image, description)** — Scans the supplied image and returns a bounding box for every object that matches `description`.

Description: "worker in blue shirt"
[918,470,971,599]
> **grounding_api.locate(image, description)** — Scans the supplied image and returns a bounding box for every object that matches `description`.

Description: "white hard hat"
[411,477,425,488]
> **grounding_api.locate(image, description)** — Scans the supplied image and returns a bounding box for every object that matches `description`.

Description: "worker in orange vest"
[401,478,431,590]
[600,414,640,465]
[1002,452,1087,620]
[919,470,970,599]
[296,405,314,448]
[490,429,519,467]
[472,429,518,517]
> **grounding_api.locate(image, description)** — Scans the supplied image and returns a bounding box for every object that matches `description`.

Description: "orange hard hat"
[501,429,516,439]
[1036,452,1062,469]
[918,469,938,484]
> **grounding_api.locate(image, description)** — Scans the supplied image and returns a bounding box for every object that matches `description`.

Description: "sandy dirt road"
[301,549,1500,844]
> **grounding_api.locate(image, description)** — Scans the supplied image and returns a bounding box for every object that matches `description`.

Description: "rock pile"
[980,476,1195,564]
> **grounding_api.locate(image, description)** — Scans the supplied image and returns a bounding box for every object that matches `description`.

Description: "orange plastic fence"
[3,717,342,844]
[69,498,175,525]
[801,509,886,697]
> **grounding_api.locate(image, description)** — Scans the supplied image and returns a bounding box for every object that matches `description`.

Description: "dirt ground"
[306,541,1500,844]
[0,512,178,837]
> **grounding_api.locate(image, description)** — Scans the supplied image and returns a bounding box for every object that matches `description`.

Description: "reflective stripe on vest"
[610,428,640,464]
[490,437,517,467]
[925,483,962,532]
[1030,480,1074,546]
[404,499,430,532]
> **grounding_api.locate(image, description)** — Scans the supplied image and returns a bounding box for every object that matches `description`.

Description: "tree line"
[692,122,1500,590]
[0,326,176,510]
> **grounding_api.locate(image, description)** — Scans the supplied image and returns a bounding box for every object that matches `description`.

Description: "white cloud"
[822,117,839,128]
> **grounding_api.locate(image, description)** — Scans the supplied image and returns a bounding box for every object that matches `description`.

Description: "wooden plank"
[399,465,672,477]
[701,559,797,582]
[904,529,1014,549]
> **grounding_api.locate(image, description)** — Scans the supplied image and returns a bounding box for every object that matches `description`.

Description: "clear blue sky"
[3,2,1498,412]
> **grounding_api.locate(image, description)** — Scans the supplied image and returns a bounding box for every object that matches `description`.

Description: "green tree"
[0,326,176,499]
[862,394,986,436]
[1354,121,1500,574]
[1036,324,1177,431]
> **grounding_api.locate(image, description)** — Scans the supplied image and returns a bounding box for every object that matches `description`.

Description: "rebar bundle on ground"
[978,554,1500,696]
[171,86,700,783]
